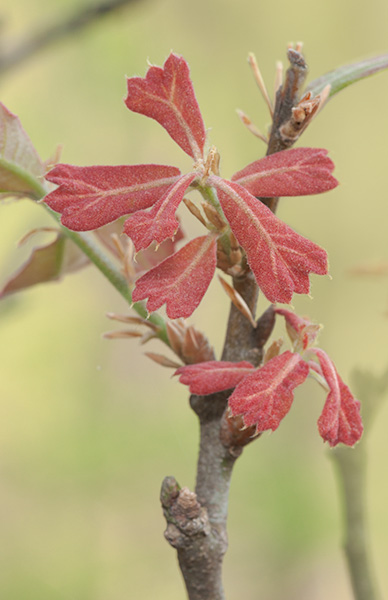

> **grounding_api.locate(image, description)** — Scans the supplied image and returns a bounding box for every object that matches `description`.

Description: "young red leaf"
[132,234,217,318]
[0,232,88,298]
[228,351,309,433]
[123,173,196,251]
[125,53,206,160]
[135,226,185,272]
[311,349,363,447]
[275,308,321,351]
[174,361,255,395]
[232,147,338,197]
[212,177,328,303]
[0,103,46,200]
[44,164,181,231]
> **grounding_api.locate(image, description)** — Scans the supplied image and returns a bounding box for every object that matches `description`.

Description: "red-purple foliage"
[132,234,217,318]
[212,178,328,303]
[123,173,196,252]
[228,351,310,433]
[311,349,363,447]
[175,360,255,395]
[232,147,337,197]
[45,164,181,231]
[125,53,206,160]
[175,309,363,447]
[44,52,338,314]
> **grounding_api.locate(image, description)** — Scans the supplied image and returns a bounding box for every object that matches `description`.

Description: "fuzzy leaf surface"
[132,234,217,318]
[0,103,46,200]
[135,227,185,272]
[124,173,196,251]
[228,351,309,433]
[44,164,181,231]
[307,53,388,99]
[232,147,337,197]
[0,233,88,297]
[212,177,328,303]
[125,53,206,160]
[175,361,255,395]
[312,349,363,447]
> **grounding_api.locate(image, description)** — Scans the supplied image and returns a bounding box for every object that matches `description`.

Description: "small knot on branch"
[160,477,210,549]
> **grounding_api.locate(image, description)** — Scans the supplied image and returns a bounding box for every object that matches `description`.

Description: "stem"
[161,49,309,599]
[331,445,381,600]
[31,181,169,343]
[49,208,169,343]
[200,184,232,255]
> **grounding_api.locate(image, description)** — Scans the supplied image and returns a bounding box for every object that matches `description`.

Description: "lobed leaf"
[135,226,185,272]
[212,177,328,303]
[123,173,196,251]
[311,349,363,447]
[228,351,309,433]
[232,147,338,197]
[174,360,255,395]
[44,164,181,231]
[307,53,388,99]
[132,234,217,318]
[0,232,89,298]
[125,53,206,160]
[0,103,46,200]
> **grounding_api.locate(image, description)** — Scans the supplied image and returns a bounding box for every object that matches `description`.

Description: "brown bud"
[220,408,260,451]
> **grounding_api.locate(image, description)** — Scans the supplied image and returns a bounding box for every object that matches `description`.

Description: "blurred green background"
[1,0,387,598]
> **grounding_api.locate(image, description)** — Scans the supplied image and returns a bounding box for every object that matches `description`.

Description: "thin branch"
[0,0,141,75]
[331,445,381,600]
[161,48,310,600]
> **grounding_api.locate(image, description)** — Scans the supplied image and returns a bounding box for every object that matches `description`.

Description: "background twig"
[0,0,141,75]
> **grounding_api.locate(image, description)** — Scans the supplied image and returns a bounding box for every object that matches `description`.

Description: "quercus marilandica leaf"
[212,177,328,303]
[174,361,255,395]
[0,232,89,298]
[123,173,196,252]
[132,234,218,319]
[275,307,321,351]
[0,103,46,200]
[228,351,309,433]
[44,164,181,231]
[125,53,206,160]
[232,147,338,198]
[307,53,388,100]
[134,226,185,272]
[311,348,363,447]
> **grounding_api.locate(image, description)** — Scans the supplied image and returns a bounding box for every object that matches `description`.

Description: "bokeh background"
[1,0,387,598]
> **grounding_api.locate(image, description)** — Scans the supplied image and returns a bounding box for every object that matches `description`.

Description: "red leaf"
[311,349,363,447]
[232,147,338,197]
[123,173,196,251]
[135,226,185,272]
[125,53,206,160]
[228,351,309,433]
[44,164,181,231]
[174,361,255,395]
[132,234,217,318]
[275,308,321,350]
[212,177,328,303]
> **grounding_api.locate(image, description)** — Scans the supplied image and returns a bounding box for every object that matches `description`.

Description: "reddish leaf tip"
[125,53,206,160]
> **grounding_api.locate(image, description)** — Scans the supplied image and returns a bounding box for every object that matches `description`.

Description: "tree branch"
[160,48,316,599]
[331,445,381,600]
[0,0,141,75]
